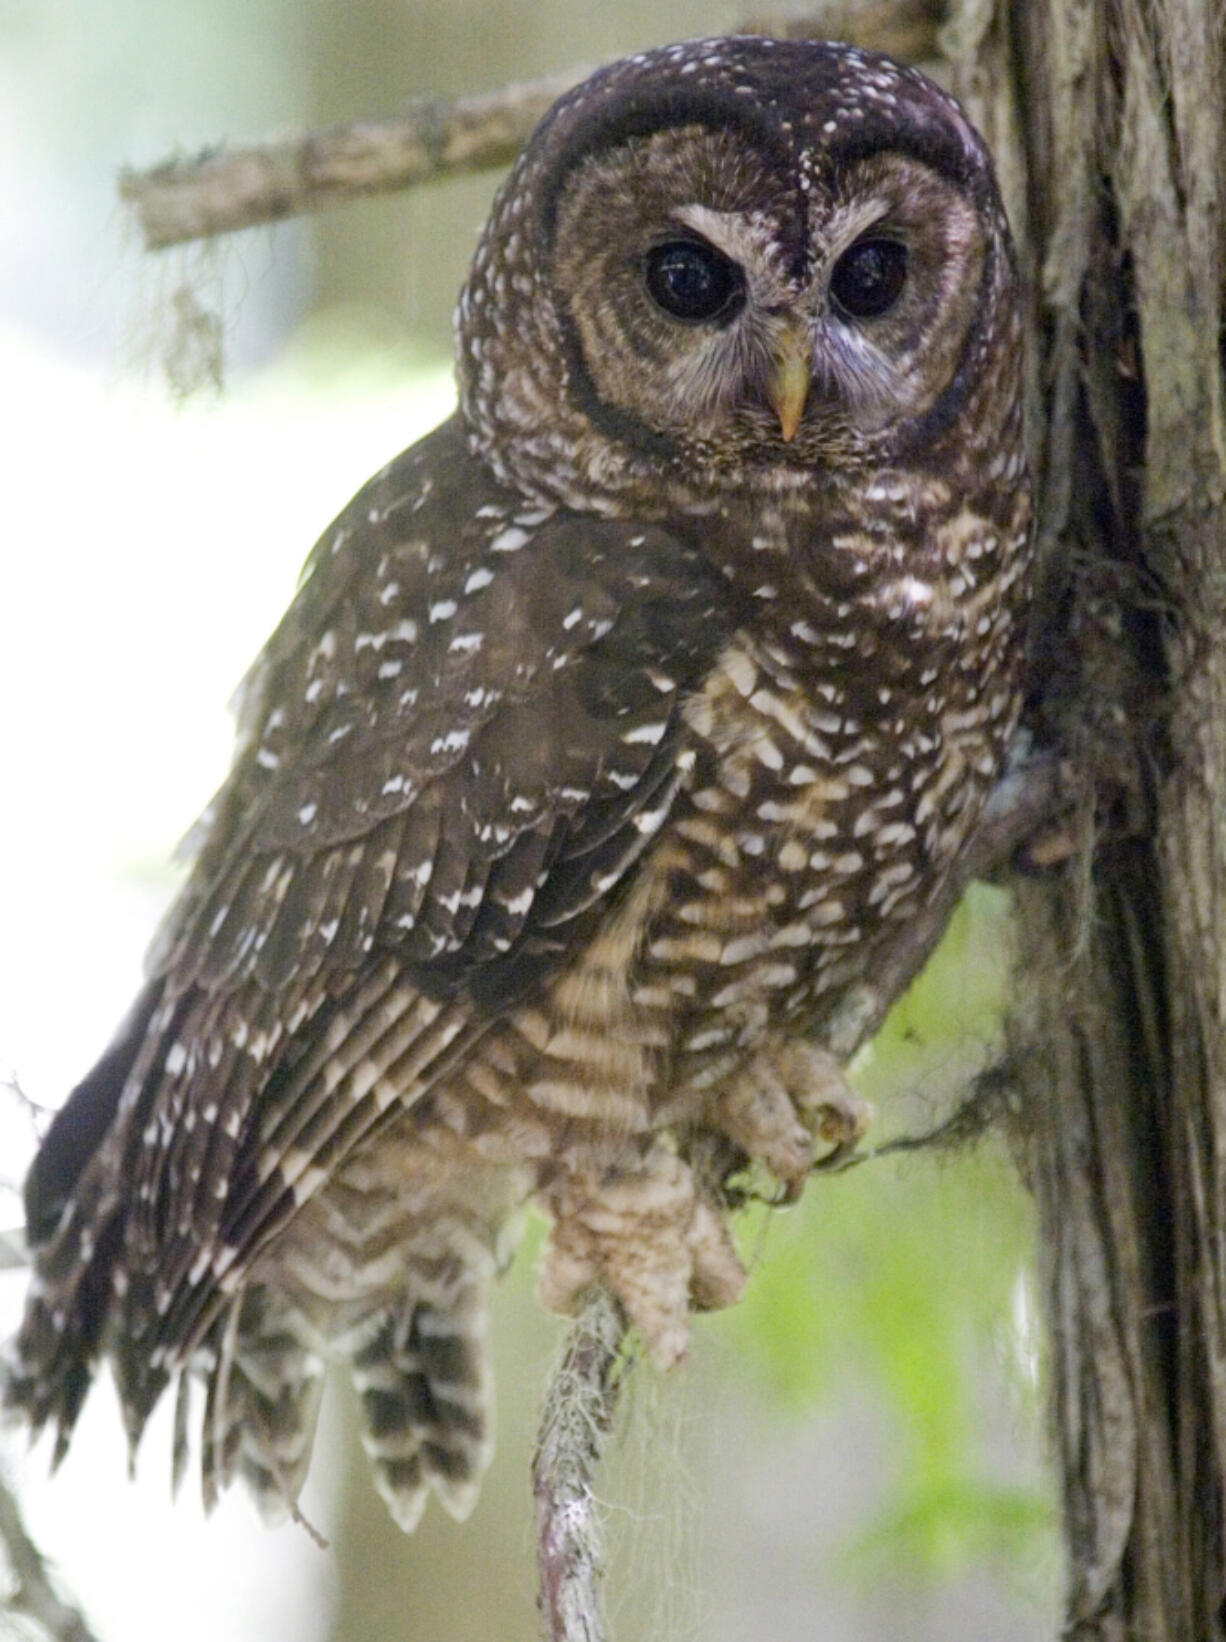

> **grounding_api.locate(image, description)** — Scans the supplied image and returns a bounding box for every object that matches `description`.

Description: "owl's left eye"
[830,237,908,319]
[643,241,745,324]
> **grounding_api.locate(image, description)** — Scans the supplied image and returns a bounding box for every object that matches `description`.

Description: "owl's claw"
[537,1148,746,1367]
[711,1041,871,1197]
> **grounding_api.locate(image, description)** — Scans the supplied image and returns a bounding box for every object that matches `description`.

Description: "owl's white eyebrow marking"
[671,204,781,276]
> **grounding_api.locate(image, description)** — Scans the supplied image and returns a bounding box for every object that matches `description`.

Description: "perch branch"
[118,3,944,251]
[532,1290,630,1642]
[531,743,1070,1642]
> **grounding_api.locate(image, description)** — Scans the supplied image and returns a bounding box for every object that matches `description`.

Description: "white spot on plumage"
[875,821,918,848]
[721,932,769,965]
[632,803,669,835]
[489,526,530,553]
[622,720,668,746]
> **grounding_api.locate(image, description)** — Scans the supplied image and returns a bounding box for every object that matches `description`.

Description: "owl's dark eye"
[643,241,745,324]
[830,238,908,319]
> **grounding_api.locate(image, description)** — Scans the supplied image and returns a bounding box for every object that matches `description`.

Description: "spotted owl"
[6,37,1031,1533]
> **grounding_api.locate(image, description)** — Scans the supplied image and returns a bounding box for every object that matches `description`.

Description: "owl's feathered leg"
[537,1146,746,1367]
[536,1045,869,1362]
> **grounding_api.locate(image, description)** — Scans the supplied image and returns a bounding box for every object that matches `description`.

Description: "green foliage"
[844,1476,1052,1583]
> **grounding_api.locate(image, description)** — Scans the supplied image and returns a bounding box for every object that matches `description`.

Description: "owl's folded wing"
[14,414,737,1446]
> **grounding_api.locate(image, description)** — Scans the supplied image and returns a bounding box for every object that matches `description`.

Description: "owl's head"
[456,37,1022,514]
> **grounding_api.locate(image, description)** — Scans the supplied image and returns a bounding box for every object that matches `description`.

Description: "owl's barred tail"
[349,1284,493,1532]
[183,1276,493,1530]
[195,1287,327,1520]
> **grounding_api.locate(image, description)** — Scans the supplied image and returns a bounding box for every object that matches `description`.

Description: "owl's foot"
[537,1147,745,1367]
[711,1042,871,1199]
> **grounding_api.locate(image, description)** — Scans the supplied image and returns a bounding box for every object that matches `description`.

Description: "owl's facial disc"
[545,120,990,484]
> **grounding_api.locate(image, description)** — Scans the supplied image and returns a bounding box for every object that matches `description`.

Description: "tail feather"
[351,1286,493,1532]
[198,1288,326,1521]
[7,961,504,1539]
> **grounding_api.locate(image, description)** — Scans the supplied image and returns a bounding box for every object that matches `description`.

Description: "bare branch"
[741,0,943,57]
[532,1290,630,1642]
[118,4,944,252]
[118,70,582,250]
[0,1466,100,1642]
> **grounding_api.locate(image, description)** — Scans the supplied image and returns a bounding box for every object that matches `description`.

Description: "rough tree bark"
[948,1,1226,1635]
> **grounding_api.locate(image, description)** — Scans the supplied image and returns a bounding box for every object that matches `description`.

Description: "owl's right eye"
[643,241,745,324]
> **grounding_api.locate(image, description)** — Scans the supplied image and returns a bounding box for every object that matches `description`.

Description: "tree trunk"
[948,1,1226,1634]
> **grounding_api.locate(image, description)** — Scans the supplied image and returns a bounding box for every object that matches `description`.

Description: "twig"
[817,1060,1019,1174]
[740,0,943,57]
[118,70,582,250]
[0,1466,100,1642]
[532,1290,630,1642]
[118,4,944,252]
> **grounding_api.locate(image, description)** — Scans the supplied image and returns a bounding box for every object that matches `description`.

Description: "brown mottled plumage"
[6,36,1032,1533]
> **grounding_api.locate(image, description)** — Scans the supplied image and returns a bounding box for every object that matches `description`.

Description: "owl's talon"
[710,1042,871,1195]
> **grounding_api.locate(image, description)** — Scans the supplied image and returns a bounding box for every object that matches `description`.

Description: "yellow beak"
[766,325,812,443]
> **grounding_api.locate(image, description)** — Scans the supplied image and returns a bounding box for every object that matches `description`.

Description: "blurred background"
[0,1,1057,1637]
